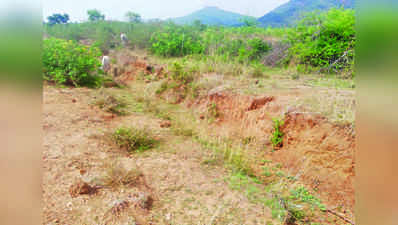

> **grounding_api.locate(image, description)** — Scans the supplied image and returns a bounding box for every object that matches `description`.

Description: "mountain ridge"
[171,6,255,26]
[258,0,354,27]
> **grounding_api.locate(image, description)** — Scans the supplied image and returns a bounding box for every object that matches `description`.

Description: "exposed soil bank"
[189,90,355,212]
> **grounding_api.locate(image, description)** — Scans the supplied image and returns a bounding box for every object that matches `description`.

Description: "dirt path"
[42,85,275,225]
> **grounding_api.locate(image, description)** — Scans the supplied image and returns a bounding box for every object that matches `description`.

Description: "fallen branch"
[326,209,355,225]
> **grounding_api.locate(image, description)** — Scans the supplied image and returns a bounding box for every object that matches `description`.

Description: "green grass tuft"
[270,118,284,149]
[112,127,156,153]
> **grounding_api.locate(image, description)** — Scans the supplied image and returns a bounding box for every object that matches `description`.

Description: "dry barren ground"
[42,85,276,225]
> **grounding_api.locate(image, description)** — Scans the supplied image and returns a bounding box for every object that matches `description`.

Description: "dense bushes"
[44,21,163,52]
[150,24,204,57]
[287,8,355,74]
[42,38,102,87]
[45,21,274,64]
[150,25,271,63]
[43,8,356,76]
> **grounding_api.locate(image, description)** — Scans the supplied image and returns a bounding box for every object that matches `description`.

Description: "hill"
[258,0,354,27]
[171,6,254,26]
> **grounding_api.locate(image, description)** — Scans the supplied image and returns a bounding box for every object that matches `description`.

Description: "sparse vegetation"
[270,118,284,149]
[171,125,196,137]
[290,185,326,211]
[112,127,156,153]
[195,137,253,176]
[95,92,129,115]
[207,102,220,122]
[250,62,268,78]
[169,61,194,84]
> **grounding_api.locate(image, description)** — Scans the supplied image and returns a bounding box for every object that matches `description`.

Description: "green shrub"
[270,118,284,149]
[112,127,156,153]
[43,38,102,87]
[44,21,163,51]
[169,61,193,84]
[150,24,204,57]
[289,186,326,211]
[247,38,271,60]
[287,8,355,74]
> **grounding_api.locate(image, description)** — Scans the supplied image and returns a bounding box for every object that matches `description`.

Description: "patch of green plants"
[289,186,326,211]
[45,20,163,51]
[275,171,285,177]
[155,111,172,121]
[207,102,220,122]
[247,37,271,60]
[265,196,288,221]
[195,137,253,176]
[155,80,169,95]
[112,127,156,153]
[169,61,194,84]
[187,81,201,98]
[262,166,273,177]
[250,63,268,78]
[42,38,103,87]
[270,118,284,149]
[287,8,355,76]
[150,24,204,57]
[44,8,355,78]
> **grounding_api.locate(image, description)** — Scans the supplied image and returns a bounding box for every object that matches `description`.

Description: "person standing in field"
[120,33,128,46]
[101,49,111,73]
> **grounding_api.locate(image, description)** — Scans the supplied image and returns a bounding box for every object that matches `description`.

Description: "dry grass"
[93,89,129,115]
[171,124,196,137]
[99,161,143,190]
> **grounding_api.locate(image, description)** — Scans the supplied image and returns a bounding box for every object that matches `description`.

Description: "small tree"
[87,9,105,22]
[125,11,142,23]
[47,13,70,25]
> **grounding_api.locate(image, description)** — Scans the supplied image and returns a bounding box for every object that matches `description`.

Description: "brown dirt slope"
[191,90,355,212]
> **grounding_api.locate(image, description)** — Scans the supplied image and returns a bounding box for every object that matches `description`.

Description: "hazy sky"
[42,0,290,22]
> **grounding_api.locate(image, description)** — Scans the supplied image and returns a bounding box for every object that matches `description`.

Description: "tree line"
[46,9,142,25]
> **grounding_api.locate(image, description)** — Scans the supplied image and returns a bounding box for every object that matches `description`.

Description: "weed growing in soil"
[155,81,169,95]
[270,118,284,149]
[207,102,220,123]
[112,127,156,153]
[169,61,193,84]
[195,137,252,176]
[289,186,326,211]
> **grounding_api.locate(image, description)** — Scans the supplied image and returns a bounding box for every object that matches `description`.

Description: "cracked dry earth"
[42,85,276,225]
